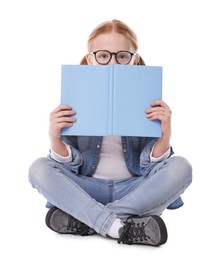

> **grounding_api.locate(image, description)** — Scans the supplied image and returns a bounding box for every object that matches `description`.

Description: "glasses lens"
[116,51,132,64]
[95,51,111,64]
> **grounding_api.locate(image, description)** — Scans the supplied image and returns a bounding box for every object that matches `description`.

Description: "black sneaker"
[45,207,96,236]
[118,215,167,246]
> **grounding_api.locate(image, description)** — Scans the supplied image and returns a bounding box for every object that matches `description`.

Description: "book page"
[61,65,109,136]
[113,65,162,137]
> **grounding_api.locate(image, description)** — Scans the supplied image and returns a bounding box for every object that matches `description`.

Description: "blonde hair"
[80,19,146,65]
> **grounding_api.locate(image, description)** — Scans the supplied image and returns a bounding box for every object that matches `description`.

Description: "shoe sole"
[45,206,61,232]
[149,215,168,245]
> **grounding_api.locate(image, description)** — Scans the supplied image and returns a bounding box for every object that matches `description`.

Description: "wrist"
[51,139,69,157]
[152,138,170,158]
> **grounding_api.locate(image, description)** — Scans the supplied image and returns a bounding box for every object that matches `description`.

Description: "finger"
[50,109,76,122]
[146,111,165,119]
[56,116,76,123]
[150,100,169,108]
[56,109,76,118]
[53,122,74,131]
[146,106,164,114]
[51,118,76,130]
[147,113,167,122]
[52,105,72,114]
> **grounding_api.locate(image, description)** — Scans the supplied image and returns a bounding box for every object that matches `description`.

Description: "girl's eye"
[101,54,108,59]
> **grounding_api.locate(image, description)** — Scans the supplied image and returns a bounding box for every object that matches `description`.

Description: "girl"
[28,19,192,246]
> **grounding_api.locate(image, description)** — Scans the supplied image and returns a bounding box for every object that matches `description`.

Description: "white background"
[0,0,218,259]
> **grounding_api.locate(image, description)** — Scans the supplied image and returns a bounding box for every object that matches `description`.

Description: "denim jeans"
[28,155,192,236]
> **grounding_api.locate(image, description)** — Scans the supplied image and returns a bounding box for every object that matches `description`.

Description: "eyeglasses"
[90,50,136,65]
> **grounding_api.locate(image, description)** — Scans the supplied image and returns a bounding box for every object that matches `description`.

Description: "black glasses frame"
[90,50,136,65]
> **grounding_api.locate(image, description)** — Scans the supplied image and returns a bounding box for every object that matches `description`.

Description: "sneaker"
[118,215,167,246]
[45,207,96,236]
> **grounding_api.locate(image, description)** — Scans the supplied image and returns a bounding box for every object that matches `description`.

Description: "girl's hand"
[145,100,171,157]
[145,100,171,139]
[49,105,76,149]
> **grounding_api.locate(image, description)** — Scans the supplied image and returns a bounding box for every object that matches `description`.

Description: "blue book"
[61,64,162,137]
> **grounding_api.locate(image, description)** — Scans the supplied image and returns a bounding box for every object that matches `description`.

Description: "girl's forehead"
[91,32,133,51]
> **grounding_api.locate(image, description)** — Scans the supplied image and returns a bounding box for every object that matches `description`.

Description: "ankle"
[107,218,123,238]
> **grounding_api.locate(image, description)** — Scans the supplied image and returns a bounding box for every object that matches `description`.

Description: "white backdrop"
[0,0,218,259]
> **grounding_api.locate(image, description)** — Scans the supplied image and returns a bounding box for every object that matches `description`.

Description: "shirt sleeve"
[150,143,171,162]
[50,143,72,163]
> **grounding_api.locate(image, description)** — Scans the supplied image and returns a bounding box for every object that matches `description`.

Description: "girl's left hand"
[145,100,171,139]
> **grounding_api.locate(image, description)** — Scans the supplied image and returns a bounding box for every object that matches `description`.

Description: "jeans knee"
[28,157,50,186]
[170,155,193,184]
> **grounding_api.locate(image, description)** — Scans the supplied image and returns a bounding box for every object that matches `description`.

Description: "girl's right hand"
[49,105,76,145]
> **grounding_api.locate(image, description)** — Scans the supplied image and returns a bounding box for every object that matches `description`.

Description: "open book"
[61,64,162,137]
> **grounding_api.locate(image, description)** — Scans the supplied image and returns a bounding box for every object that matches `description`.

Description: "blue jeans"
[28,156,192,236]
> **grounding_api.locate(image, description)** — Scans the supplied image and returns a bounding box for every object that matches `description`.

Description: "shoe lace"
[118,217,150,244]
[67,215,92,236]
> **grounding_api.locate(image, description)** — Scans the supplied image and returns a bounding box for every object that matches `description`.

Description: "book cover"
[61,64,162,137]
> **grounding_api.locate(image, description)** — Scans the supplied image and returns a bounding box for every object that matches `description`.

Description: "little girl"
[28,19,192,246]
